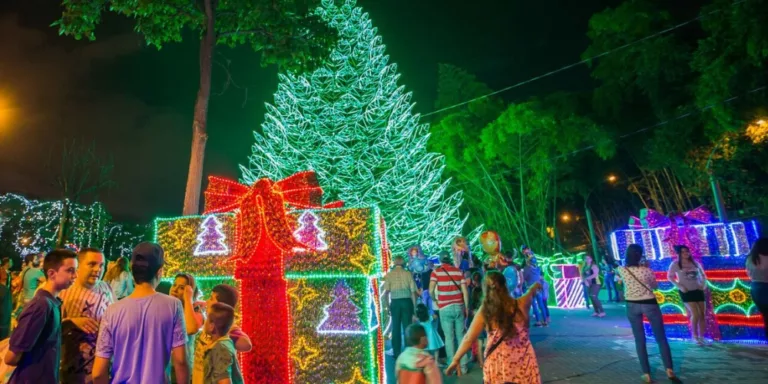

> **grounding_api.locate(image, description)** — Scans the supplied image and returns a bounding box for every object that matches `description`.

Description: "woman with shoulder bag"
[446,271,541,384]
[616,244,681,383]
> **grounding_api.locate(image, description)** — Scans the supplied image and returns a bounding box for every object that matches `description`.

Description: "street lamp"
[560,213,571,223]
[585,175,618,263]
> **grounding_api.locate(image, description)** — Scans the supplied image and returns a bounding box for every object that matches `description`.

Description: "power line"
[452,84,767,185]
[423,0,749,118]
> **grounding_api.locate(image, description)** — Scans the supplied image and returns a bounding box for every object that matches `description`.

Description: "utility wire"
[423,0,749,118]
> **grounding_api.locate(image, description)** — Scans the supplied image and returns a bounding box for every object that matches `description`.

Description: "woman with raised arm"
[445,270,541,384]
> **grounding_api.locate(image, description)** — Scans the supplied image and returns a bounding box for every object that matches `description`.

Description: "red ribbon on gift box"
[203,171,343,264]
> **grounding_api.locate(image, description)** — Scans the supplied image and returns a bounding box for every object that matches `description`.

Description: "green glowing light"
[240,0,475,255]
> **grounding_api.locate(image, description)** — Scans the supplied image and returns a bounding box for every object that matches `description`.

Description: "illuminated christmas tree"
[294,211,328,251]
[317,280,364,334]
[194,215,229,256]
[241,0,469,254]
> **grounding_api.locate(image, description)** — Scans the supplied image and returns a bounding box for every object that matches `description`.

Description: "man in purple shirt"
[4,249,78,383]
[93,242,189,384]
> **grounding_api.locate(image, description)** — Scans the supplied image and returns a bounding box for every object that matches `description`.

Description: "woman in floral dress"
[446,270,542,384]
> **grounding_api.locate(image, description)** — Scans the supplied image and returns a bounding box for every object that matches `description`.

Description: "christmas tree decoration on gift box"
[610,206,763,343]
[154,170,387,383]
[194,215,229,256]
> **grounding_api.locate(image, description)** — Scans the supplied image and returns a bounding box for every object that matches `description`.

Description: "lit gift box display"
[610,207,764,342]
[549,264,586,309]
[155,171,388,383]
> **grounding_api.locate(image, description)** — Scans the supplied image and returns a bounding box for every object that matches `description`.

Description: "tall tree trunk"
[183,0,216,215]
[56,199,69,248]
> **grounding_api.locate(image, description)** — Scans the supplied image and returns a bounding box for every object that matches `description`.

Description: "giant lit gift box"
[610,207,764,342]
[154,171,388,383]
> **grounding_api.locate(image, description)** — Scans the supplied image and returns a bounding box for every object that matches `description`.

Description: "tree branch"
[218,29,272,38]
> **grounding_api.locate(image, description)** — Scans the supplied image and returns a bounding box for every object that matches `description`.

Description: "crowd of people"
[384,237,550,384]
[386,235,768,384]
[0,233,765,384]
[0,242,251,384]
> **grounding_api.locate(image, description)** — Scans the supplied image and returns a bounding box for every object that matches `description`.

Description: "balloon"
[480,230,501,256]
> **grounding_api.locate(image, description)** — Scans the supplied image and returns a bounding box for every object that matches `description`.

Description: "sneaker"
[597,312,606,318]
[534,322,544,327]
[591,312,599,317]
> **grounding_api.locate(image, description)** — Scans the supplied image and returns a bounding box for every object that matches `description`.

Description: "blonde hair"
[104,256,129,284]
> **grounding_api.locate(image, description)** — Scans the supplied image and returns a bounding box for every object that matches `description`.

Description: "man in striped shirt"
[429,252,469,373]
[59,248,115,383]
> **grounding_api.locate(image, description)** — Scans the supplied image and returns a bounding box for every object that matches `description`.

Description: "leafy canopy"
[55,0,337,71]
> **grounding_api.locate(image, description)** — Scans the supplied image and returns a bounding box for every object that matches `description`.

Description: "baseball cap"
[131,242,165,270]
[438,251,452,264]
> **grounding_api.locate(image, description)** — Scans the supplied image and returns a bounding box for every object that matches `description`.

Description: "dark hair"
[174,273,200,300]
[481,270,518,339]
[583,254,594,266]
[624,244,644,267]
[438,251,452,263]
[77,247,102,261]
[212,284,238,307]
[23,254,36,265]
[207,302,235,335]
[1,257,9,266]
[471,270,483,283]
[415,303,429,322]
[405,323,426,347]
[674,245,697,270]
[749,238,768,266]
[43,249,78,278]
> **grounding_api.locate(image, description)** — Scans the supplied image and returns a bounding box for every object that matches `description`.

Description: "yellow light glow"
[560,214,571,223]
[0,93,15,130]
[607,174,618,183]
[746,119,768,144]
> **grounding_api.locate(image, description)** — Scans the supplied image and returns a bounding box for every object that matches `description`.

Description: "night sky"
[0,0,619,223]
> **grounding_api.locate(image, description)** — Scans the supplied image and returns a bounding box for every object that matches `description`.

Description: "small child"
[202,284,253,352]
[415,304,443,361]
[395,324,442,384]
[193,303,243,384]
[193,284,252,380]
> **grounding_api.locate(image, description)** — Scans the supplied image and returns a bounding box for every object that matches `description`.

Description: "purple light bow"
[628,206,713,229]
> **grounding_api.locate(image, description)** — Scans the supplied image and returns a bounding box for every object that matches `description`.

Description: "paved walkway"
[385,302,768,383]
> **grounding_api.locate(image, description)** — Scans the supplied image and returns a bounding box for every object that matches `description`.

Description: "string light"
[157,170,385,382]
[293,211,328,251]
[0,193,144,258]
[154,214,236,277]
[287,279,320,311]
[316,280,366,335]
[194,215,230,256]
[240,0,478,256]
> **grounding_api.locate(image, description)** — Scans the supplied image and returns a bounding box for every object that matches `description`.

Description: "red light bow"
[203,171,343,264]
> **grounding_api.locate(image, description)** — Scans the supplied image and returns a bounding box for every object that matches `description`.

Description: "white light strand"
[241,0,475,255]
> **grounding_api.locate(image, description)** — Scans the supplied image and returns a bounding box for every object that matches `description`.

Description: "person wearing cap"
[92,242,189,384]
[381,254,419,360]
[429,252,470,374]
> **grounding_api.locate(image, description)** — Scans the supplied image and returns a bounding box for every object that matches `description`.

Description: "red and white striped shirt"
[430,264,465,310]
